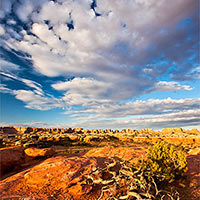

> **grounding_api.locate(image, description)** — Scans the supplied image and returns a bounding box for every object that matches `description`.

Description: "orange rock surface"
[0,154,115,200]
[129,137,200,146]
[188,147,200,155]
[24,147,55,158]
[84,146,146,162]
[0,146,199,199]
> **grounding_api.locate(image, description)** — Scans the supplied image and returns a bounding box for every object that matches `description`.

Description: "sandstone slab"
[0,155,114,200]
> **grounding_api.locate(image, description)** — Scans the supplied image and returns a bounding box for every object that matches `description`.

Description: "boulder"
[0,155,115,200]
[24,147,55,158]
[68,135,81,142]
[0,146,24,177]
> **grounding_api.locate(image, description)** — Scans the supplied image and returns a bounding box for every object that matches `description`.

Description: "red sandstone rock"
[24,147,55,158]
[84,146,146,163]
[1,146,199,200]
[0,155,114,200]
[0,146,24,177]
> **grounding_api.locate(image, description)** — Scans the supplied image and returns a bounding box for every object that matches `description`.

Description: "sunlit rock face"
[0,155,113,199]
[24,147,55,158]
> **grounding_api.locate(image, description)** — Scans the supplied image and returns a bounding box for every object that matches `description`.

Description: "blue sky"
[0,0,199,130]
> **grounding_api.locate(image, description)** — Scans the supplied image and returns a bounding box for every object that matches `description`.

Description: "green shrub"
[139,140,187,182]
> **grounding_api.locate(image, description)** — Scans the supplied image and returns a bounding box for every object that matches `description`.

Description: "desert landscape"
[0,0,199,199]
[0,126,200,200]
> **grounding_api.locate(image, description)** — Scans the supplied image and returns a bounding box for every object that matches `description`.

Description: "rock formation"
[0,146,25,177]
[24,147,55,158]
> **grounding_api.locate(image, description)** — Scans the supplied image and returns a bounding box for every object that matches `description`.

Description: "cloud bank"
[0,0,199,129]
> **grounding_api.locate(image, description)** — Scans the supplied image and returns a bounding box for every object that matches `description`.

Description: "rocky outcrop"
[1,145,199,200]
[84,146,146,163]
[0,126,199,148]
[24,147,55,158]
[161,127,184,134]
[24,127,34,134]
[0,146,25,177]
[0,147,56,178]
[1,126,200,137]
[185,153,200,199]
[0,155,117,200]
[0,127,18,134]
[0,147,143,199]
[188,128,200,135]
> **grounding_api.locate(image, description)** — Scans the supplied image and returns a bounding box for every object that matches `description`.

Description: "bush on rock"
[139,140,187,182]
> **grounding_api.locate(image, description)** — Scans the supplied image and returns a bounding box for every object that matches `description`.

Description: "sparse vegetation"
[138,141,187,182]
[84,154,181,200]
[1,127,199,199]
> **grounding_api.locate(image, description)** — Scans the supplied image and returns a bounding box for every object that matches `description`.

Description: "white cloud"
[34,0,74,25]
[0,122,65,128]
[14,0,48,22]
[0,60,19,72]
[1,76,199,128]
[6,19,16,25]
[66,109,200,130]
[2,0,197,94]
[13,89,63,111]
[1,109,199,130]
[0,25,5,35]
[31,23,67,55]
[0,0,14,18]
[0,78,64,111]
[0,83,12,93]
[64,97,200,119]
[152,81,193,92]
[15,1,34,22]
[52,77,113,105]
[0,71,43,95]
[52,77,108,93]
[52,78,193,107]
[0,0,198,129]
[21,78,43,95]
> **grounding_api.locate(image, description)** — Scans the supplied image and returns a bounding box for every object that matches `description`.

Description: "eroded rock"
[0,146,25,177]
[24,147,55,158]
[0,155,115,200]
[84,146,146,163]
